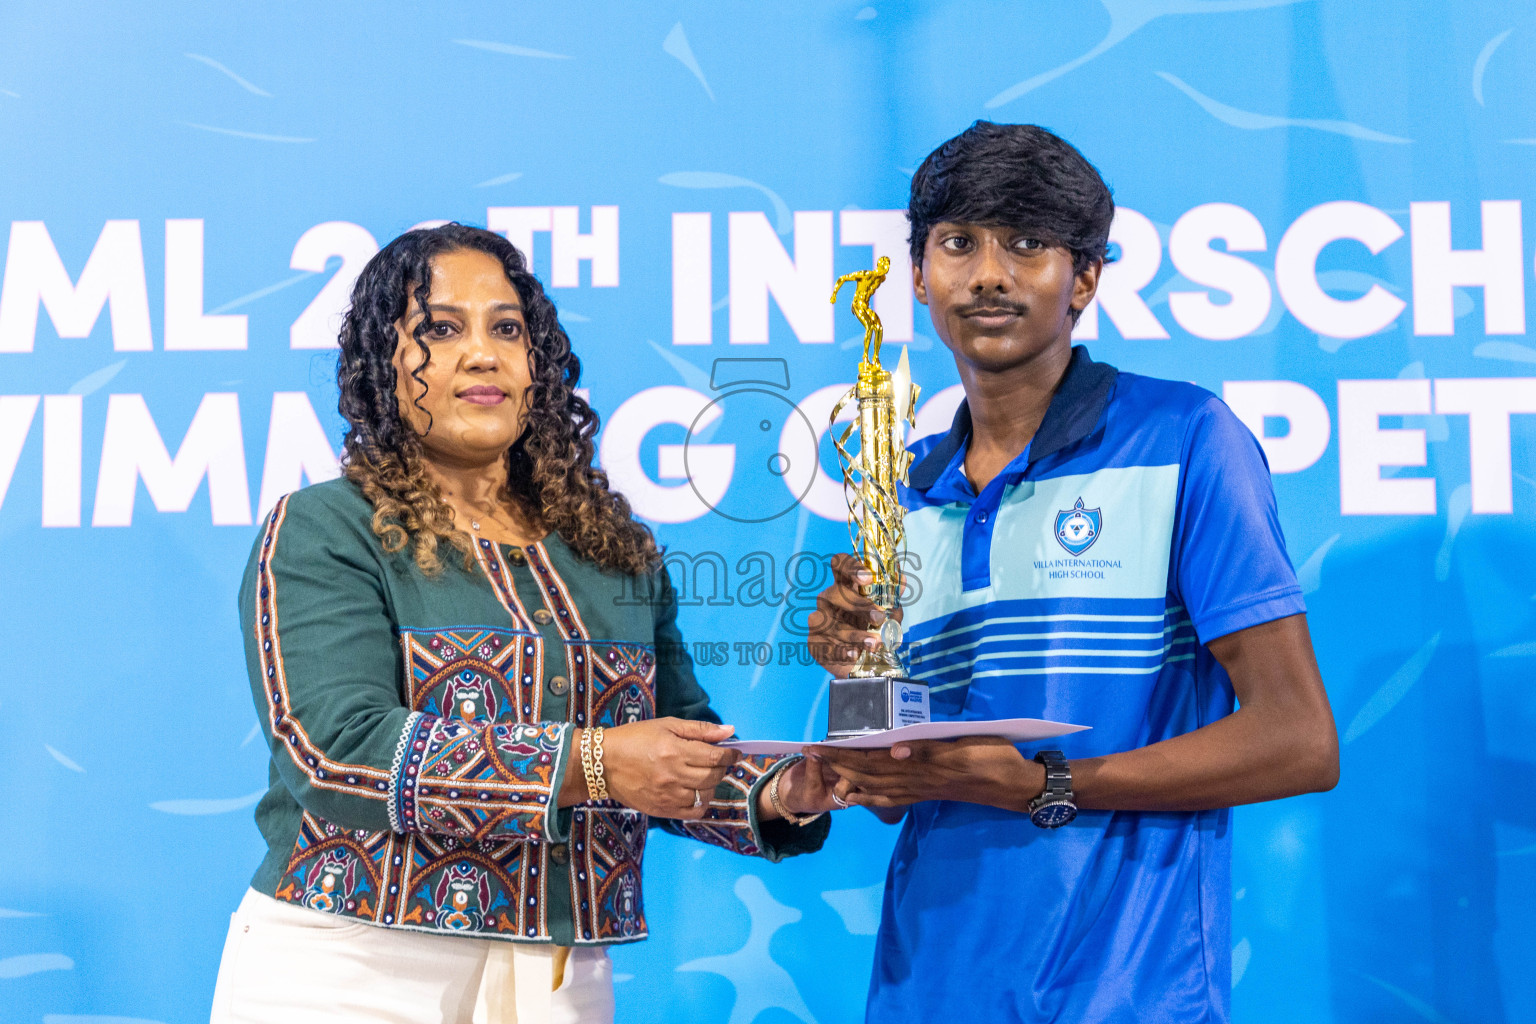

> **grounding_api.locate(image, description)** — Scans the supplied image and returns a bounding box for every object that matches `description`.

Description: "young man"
[809,122,1339,1023]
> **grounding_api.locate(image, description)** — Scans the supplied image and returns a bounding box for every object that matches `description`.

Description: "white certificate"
[722,717,1089,756]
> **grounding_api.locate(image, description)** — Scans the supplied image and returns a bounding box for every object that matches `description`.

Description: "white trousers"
[210,889,614,1024]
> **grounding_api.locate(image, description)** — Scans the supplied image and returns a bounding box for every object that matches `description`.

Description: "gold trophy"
[825,256,932,739]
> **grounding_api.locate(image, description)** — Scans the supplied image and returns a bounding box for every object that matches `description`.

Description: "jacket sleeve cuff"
[668,754,830,861]
[389,714,572,843]
[746,756,831,862]
[542,725,577,845]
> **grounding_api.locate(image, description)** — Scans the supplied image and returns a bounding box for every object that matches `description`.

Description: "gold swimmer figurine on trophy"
[825,256,931,738]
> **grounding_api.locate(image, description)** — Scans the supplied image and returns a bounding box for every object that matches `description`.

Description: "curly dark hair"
[335,222,659,577]
[907,121,1116,284]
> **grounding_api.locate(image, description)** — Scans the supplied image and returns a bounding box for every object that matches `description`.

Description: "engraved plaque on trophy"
[824,256,930,740]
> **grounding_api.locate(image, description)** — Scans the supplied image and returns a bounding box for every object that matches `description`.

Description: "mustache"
[957,300,1028,316]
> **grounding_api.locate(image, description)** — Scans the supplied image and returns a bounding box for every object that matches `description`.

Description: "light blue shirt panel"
[903,464,1181,632]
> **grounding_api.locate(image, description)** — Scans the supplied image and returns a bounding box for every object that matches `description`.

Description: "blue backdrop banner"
[1,2,1534,1022]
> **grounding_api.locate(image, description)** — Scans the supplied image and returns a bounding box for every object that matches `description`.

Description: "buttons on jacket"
[508,548,526,565]
[547,674,571,697]
[533,609,553,625]
[550,843,570,865]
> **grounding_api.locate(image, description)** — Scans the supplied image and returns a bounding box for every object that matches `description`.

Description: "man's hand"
[808,553,899,677]
[809,738,1044,811]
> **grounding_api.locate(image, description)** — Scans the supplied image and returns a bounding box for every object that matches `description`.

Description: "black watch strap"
[1033,749,1073,801]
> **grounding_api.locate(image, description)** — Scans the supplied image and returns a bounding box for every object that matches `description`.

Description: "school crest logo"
[1054,498,1101,556]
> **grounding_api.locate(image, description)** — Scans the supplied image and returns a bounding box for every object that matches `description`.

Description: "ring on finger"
[693,789,703,808]
[832,793,850,808]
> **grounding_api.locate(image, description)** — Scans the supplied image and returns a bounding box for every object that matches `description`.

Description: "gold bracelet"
[579,728,600,802]
[589,726,608,801]
[769,756,823,827]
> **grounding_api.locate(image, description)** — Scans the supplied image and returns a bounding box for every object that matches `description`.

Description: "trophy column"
[825,257,931,740]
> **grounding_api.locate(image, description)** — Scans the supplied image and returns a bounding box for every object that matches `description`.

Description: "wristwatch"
[1028,750,1077,828]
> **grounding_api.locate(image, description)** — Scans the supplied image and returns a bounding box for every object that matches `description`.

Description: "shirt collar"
[909,345,1119,493]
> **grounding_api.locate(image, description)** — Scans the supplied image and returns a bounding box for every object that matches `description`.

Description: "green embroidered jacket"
[238,478,827,945]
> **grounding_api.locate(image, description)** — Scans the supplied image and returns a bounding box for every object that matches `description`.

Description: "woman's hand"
[757,754,846,821]
[594,718,743,820]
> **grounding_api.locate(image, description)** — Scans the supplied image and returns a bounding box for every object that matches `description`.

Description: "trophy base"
[825,675,931,740]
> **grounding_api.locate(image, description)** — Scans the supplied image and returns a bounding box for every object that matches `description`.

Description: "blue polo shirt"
[866,346,1305,1024]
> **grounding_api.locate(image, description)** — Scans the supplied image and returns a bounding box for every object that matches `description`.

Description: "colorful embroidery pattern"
[276,813,392,921]
[392,715,569,842]
[399,835,547,937]
[569,807,648,942]
[580,642,657,729]
[400,627,544,725]
[525,548,666,943]
[278,812,553,938]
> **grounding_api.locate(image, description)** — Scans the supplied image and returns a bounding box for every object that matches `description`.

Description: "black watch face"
[1031,801,1077,829]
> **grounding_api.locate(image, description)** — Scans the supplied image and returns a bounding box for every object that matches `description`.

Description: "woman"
[211,224,837,1023]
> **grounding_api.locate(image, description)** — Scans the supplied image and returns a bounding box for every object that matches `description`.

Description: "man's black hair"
[907,121,1115,276]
